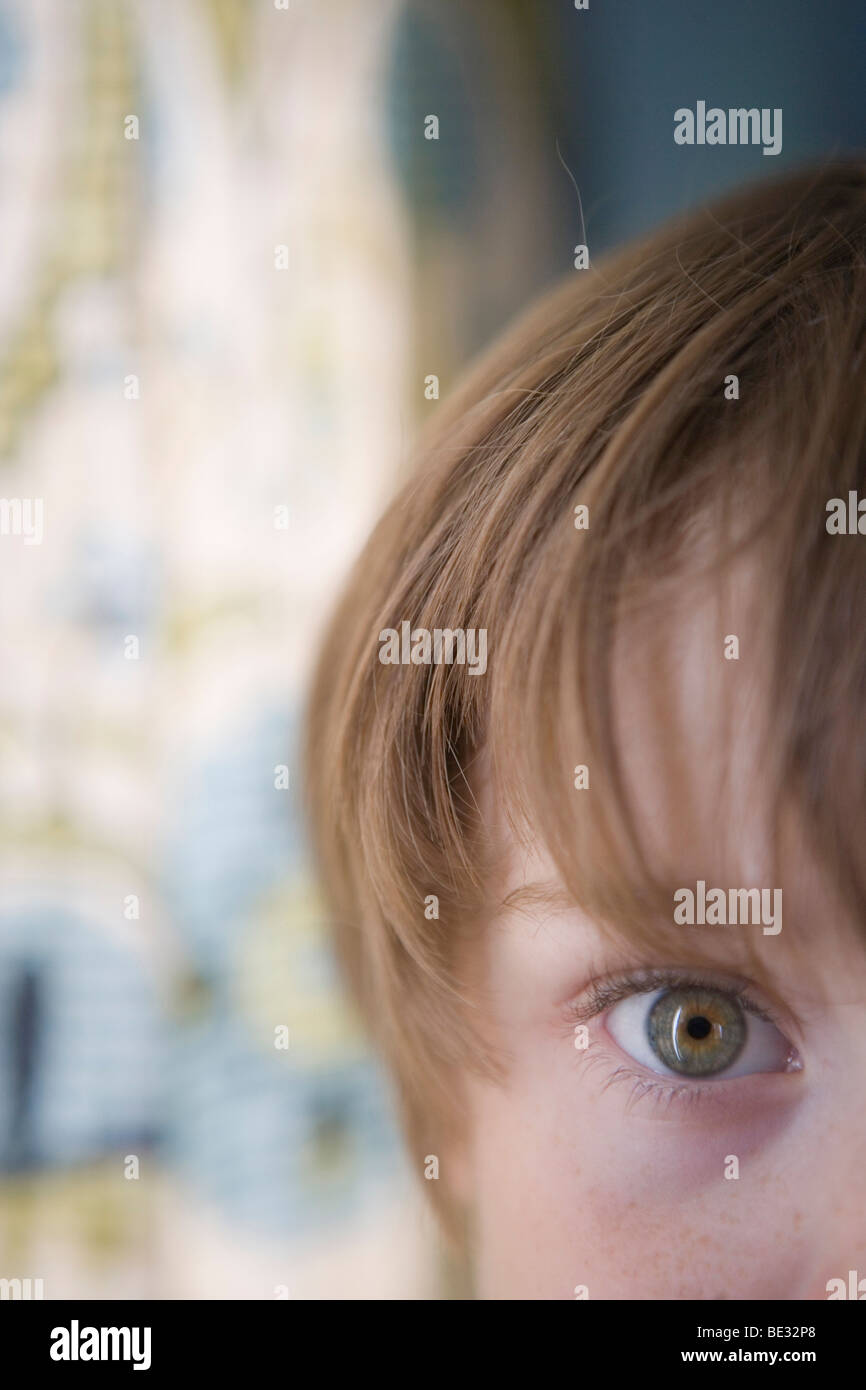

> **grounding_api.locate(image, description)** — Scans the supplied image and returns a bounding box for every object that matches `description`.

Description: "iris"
[647,987,746,1076]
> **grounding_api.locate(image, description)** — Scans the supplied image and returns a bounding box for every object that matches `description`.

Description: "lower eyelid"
[577,1038,802,1121]
[595,1058,720,1110]
[578,1041,713,1108]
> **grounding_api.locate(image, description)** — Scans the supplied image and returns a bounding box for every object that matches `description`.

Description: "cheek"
[466,1057,812,1300]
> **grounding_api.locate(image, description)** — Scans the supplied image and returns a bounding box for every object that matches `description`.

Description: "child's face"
[460,576,866,1299]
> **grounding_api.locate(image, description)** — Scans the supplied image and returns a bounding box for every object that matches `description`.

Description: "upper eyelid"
[564,967,784,1031]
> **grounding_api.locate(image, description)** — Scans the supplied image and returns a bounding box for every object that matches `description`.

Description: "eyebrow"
[494,875,803,1006]
[497,880,575,918]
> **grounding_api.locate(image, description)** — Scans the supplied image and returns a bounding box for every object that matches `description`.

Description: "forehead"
[610,554,774,885]
[484,547,862,1000]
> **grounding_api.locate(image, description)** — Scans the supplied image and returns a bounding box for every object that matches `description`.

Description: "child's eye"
[605,984,794,1080]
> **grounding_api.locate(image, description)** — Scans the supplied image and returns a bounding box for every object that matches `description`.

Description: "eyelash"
[584,1062,721,1115]
[565,967,795,1112]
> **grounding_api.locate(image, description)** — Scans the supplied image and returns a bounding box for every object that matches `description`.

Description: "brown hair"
[304,162,866,1229]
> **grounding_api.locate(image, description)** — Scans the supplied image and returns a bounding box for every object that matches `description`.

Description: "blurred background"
[0,0,862,1300]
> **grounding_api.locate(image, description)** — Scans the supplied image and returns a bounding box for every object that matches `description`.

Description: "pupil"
[686,1014,712,1040]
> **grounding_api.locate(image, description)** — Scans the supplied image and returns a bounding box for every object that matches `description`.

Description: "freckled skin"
[464,916,866,1298]
[456,573,866,1300]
